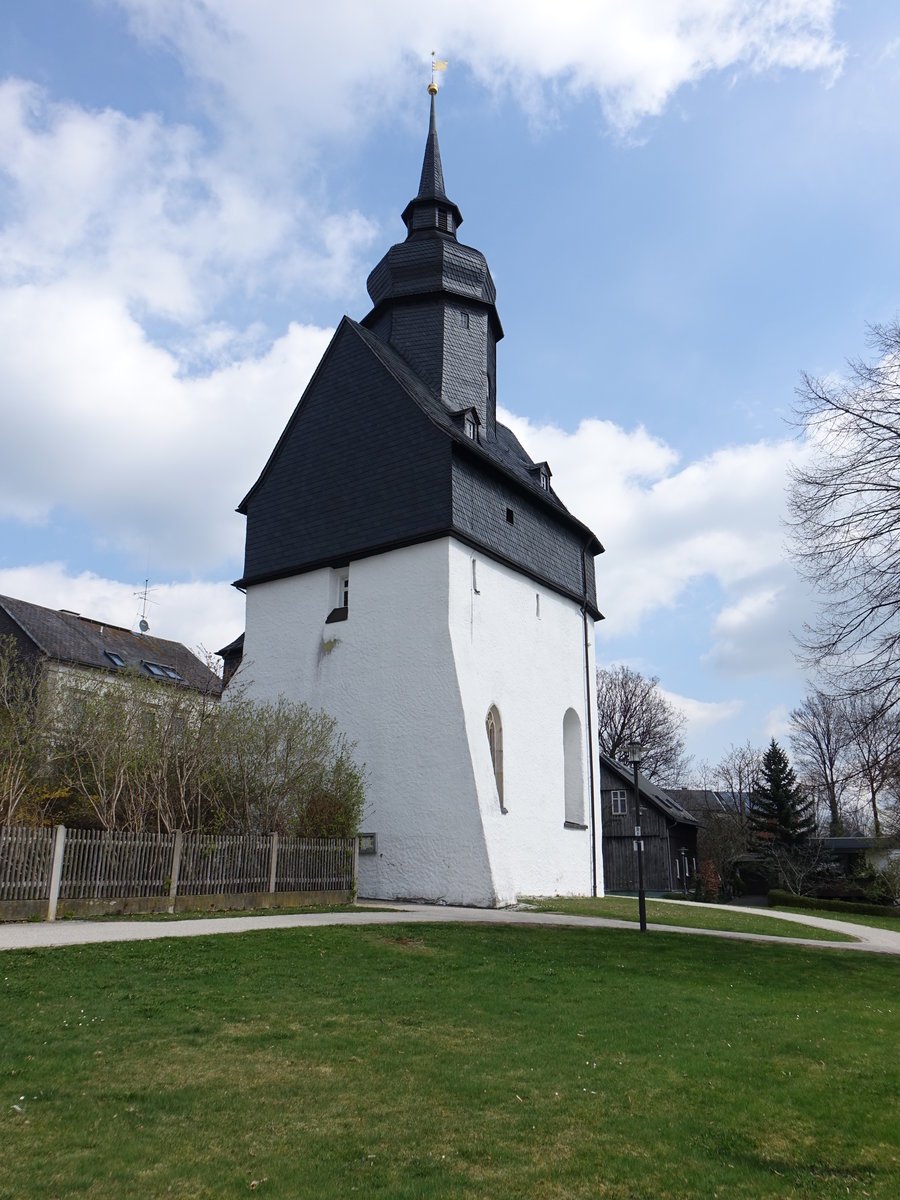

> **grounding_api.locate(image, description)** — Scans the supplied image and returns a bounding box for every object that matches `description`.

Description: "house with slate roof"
[599,753,699,894]
[0,593,221,696]
[230,88,604,905]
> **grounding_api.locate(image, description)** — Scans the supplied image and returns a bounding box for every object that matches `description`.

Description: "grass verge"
[3,923,897,1199]
[521,895,856,941]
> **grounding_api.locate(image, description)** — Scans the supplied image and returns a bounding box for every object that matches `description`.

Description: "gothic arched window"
[486,705,506,813]
[563,708,585,827]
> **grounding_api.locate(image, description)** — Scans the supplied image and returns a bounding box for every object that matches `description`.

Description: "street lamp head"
[625,741,644,767]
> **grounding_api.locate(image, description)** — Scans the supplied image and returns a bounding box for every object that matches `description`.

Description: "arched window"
[486,705,506,813]
[563,708,585,827]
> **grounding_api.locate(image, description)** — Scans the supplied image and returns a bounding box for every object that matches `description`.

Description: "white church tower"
[233,89,604,906]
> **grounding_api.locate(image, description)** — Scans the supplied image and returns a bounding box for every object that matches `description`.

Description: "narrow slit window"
[506,508,514,525]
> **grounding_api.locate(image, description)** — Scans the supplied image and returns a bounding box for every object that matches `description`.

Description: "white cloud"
[502,408,812,681]
[661,688,743,730]
[0,281,332,571]
[0,563,244,659]
[0,79,377,324]
[762,702,791,743]
[114,0,843,144]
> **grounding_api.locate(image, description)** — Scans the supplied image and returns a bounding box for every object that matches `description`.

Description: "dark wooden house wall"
[600,778,698,893]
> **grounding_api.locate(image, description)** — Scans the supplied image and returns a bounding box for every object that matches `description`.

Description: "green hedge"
[769,889,900,919]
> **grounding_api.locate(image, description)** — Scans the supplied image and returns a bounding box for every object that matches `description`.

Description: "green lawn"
[3,923,898,1199]
[769,904,900,932]
[521,895,857,941]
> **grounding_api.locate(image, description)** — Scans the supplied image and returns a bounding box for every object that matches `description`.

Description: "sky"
[1,0,899,774]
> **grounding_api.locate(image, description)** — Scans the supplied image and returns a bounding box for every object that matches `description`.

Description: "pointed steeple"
[401,88,462,237]
[364,88,503,430]
[417,91,448,202]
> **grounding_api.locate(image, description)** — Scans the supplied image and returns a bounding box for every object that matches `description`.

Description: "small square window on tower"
[326,566,350,624]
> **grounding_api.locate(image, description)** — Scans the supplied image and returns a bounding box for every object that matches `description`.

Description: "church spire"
[417,90,448,202]
[401,86,462,237]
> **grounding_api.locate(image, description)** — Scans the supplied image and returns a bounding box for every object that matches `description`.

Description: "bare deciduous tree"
[714,740,763,819]
[789,689,852,835]
[788,322,900,699]
[596,664,689,785]
[844,690,900,838]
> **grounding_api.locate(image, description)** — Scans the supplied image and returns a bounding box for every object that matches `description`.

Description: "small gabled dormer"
[528,461,552,493]
[452,406,481,444]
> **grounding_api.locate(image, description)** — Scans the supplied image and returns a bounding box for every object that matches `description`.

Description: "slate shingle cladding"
[236,95,602,616]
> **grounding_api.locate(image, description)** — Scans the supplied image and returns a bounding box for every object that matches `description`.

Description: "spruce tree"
[750,738,816,852]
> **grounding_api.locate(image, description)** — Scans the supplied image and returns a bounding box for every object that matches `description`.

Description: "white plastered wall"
[238,540,499,905]
[447,542,598,903]
[237,537,600,906]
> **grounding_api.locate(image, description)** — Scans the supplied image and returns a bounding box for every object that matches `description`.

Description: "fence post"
[268,833,279,894]
[168,830,183,914]
[46,825,66,922]
[352,835,359,900]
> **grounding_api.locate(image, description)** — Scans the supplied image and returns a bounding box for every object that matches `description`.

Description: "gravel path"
[2,899,898,955]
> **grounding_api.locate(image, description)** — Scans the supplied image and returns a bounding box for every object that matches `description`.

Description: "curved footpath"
[1,899,899,956]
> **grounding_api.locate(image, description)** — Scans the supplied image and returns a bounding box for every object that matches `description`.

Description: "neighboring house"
[227,90,604,907]
[600,754,699,894]
[818,836,899,874]
[0,593,221,696]
[668,788,749,822]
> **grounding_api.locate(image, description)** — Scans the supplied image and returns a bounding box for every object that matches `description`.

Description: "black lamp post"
[626,741,647,933]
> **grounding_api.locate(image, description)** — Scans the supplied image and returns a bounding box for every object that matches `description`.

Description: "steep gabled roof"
[0,594,221,694]
[238,316,602,553]
[600,753,699,827]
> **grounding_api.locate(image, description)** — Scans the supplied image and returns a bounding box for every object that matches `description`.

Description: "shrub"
[768,888,899,918]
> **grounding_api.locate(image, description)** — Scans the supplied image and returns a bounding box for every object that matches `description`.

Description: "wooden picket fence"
[0,825,357,919]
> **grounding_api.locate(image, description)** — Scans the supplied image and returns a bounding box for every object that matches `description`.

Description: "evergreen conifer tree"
[750,738,816,852]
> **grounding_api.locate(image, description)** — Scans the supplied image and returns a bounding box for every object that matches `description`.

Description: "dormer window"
[464,414,477,440]
[529,462,552,492]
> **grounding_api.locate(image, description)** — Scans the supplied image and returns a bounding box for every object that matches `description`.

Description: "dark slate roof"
[236,94,602,616]
[366,235,498,318]
[600,754,699,827]
[350,319,596,530]
[0,594,221,695]
[668,788,747,818]
[821,836,897,852]
[417,92,449,202]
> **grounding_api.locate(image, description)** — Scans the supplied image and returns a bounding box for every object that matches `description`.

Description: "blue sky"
[1,1,899,773]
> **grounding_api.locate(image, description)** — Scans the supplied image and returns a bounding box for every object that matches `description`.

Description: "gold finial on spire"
[430,50,448,94]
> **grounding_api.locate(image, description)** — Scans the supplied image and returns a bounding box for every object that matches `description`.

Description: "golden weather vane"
[429,50,448,95]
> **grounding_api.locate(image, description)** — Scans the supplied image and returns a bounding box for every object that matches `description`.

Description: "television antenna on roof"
[134,579,157,634]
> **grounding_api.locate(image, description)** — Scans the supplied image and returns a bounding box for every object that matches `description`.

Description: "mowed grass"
[2,924,898,1199]
[522,895,857,940]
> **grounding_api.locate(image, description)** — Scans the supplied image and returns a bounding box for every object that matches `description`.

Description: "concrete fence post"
[268,833,279,894]
[352,835,359,900]
[46,824,66,922]
[168,830,183,914]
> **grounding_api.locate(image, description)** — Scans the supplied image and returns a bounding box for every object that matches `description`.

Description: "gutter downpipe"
[581,543,598,897]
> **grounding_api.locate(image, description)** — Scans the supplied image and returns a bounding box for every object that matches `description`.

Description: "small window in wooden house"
[611,789,627,816]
